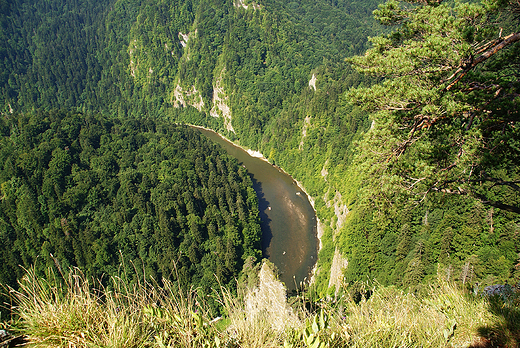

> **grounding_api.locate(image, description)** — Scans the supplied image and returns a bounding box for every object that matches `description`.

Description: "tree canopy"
[1,0,518,297]
[0,111,261,302]
[346,0,520,213]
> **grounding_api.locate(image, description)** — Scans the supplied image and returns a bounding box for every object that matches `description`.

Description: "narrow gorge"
[195,127,318,290]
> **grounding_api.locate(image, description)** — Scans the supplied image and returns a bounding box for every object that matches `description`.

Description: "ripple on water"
[195,127,318,290]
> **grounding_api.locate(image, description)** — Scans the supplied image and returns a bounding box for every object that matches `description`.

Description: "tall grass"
[332,283,494,348]
[9,267,215,347]
[5,264,519,348]
[219,262,303,348]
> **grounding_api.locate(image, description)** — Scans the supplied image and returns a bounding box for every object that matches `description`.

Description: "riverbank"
[191,125,271,163]
[191,124,320,288]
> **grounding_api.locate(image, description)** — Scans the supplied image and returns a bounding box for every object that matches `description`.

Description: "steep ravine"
[194,126,319,290]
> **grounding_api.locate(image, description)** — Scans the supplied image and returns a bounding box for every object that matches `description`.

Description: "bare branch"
[406,176,427,189]
[473,193,520,213]
[445,32,520,91]
[430,187,466,195]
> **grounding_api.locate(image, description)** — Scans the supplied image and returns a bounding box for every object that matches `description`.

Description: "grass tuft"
[10,267,216,347]
[333,282,494,348]
[4,265,519,348]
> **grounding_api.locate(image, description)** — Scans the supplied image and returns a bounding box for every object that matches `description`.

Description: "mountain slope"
[1,0,518,296]
[0,110,261,316]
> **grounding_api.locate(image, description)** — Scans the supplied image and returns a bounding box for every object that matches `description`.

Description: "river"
[195,127,318,291]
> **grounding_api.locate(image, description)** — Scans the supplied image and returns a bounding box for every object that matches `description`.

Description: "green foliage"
[1,0,518,307]
[284,310,334,348]
[0,110,261,300]
[330,0,520,293]
[346,0,520,212]
[0,0,384,295]
[0,0,380,127]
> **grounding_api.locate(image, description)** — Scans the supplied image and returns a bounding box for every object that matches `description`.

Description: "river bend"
[196,128,318,290]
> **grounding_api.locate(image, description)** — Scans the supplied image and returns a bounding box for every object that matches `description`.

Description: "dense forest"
[0,0,519,308]
[0,111,261,301]
[338,0,520,292]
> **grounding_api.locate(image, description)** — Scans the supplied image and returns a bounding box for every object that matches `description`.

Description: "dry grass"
[9,267,214,348]
[5,264,518,348]
[332,282,494,348]
[220,262,303,348]
[11,267,149,347]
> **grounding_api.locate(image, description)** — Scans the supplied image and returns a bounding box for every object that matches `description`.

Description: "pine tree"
[346,0,520,213]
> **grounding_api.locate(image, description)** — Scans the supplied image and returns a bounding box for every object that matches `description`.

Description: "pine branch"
[445,32,520,91]
[430,187,520,213]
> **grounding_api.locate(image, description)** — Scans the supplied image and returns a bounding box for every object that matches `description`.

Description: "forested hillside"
[0,0,378,123]
[340,0,520,292]
[0,111,261,300]
[1,0,519,302]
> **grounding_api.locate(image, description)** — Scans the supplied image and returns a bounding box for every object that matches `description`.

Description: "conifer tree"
[347,0,520,213]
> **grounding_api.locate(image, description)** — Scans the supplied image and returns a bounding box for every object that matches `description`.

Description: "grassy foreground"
[2,263,519,348]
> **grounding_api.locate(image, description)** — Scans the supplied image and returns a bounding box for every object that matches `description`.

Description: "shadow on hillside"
[250,176,273,259]
[470,295,520,348]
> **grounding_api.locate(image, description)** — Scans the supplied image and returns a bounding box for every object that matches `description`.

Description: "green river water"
[195,127,318,290]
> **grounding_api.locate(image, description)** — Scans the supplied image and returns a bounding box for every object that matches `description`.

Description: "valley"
[195,126,318,290]
[0,0,519,345]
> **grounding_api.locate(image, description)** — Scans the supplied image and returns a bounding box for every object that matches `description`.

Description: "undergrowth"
[2,265,519,348]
